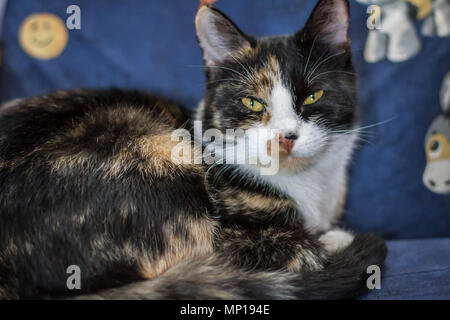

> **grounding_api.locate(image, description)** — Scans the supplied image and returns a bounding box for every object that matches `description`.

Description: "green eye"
[241,97,264,112]
[303,90,324,105]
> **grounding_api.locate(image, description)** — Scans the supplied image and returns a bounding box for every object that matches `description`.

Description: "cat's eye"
[303,90,324,105]
[427,138,442,159]
[241,97,264,112]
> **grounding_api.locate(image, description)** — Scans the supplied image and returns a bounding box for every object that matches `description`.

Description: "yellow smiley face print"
[19,13,68,60]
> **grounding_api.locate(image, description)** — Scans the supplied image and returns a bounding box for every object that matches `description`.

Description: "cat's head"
[195,0,357,172]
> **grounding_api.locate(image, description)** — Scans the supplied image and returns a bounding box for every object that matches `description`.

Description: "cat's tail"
[78,233,387,300]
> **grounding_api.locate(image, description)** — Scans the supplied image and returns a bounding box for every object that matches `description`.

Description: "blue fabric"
[341,3,450,240]
[364,238,450,299]
[0,0,449,299]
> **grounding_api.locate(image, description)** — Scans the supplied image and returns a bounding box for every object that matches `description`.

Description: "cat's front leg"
[217,222,329,273]
[318,229,355,254]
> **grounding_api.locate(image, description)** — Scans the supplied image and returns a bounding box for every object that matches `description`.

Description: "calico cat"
[0,0,386,300]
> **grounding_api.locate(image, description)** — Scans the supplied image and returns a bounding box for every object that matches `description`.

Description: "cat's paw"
[319,229,354,254]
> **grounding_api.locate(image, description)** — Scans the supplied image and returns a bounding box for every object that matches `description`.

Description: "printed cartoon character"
[421,0,450,37]
[19,13,68,60]
[357,0,450,63]
[423,71,450,194]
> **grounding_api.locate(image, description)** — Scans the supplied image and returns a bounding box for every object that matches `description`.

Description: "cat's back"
[0,88,193,183]
[0,88,189,159]
[0,89,214,299]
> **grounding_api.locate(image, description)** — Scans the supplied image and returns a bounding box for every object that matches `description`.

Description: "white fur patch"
[319,229,354,253]
[268,81,298,135]
[291,121,328,158]
[243,79,358,232]
[267,80,329,159]
[260,133,357,232]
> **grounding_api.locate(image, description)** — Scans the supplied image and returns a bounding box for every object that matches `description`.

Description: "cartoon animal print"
[421,0,450,37]
[357,0,450,63]
[359,0,421,62]
[423,71,450,194]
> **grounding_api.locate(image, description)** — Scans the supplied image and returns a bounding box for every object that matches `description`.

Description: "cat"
[0,0,386,300]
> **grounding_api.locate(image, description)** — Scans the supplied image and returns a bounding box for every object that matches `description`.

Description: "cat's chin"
[247,154,315,175]
[277,154,315,172]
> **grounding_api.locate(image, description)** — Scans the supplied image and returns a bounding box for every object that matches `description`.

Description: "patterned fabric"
[357,0,450,63]
[364,238,450,299]
[0,0,449,239]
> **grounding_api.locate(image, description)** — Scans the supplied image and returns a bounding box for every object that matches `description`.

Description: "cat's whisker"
[308,70,356,83]
[355,136,375,145]
[328,117,398,146]
[308,49,328,72]
[331,128,377,135]
[306,51,346,84]
[206,78,250,86]
[227,52,254,85]
[303,34,319,76]
[232,89,252,99]
[304,50,328,83]
[332,117,397,135]
[355,117,397,131]
[331,130,377,142]
[187,64,249,81]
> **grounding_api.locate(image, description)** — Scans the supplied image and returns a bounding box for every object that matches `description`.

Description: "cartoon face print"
[19,13,68,60]
[423,72,450,194]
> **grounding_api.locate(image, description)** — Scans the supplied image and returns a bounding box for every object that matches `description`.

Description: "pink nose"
[279,133,297,154]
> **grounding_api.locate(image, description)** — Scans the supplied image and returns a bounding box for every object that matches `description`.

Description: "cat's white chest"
[270,168,345,232]
[263,135,356,233]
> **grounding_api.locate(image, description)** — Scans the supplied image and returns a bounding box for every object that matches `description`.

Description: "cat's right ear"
[195,6,252,67]
[296,0,351,52]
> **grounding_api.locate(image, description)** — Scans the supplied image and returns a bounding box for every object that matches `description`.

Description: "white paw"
[319,229,354,254]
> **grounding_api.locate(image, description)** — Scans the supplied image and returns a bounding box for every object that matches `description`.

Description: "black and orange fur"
[0,0,386,300]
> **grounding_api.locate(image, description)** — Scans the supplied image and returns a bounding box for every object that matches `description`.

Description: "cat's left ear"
[195,6,253,67]
[296,0,351,51]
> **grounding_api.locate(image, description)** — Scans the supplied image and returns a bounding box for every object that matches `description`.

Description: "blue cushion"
[1,0,449,239]
[341,2,450,240]
[363,238,450,299]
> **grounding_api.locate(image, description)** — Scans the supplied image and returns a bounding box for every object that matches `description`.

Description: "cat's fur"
[0,0,386,300]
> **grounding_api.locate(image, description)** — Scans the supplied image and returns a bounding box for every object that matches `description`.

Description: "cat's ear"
[297,0,351,51]
[195,6,252,66]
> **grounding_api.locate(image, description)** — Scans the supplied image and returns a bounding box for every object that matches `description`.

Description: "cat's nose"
[279,133,297,154]
[284,132,298,140]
